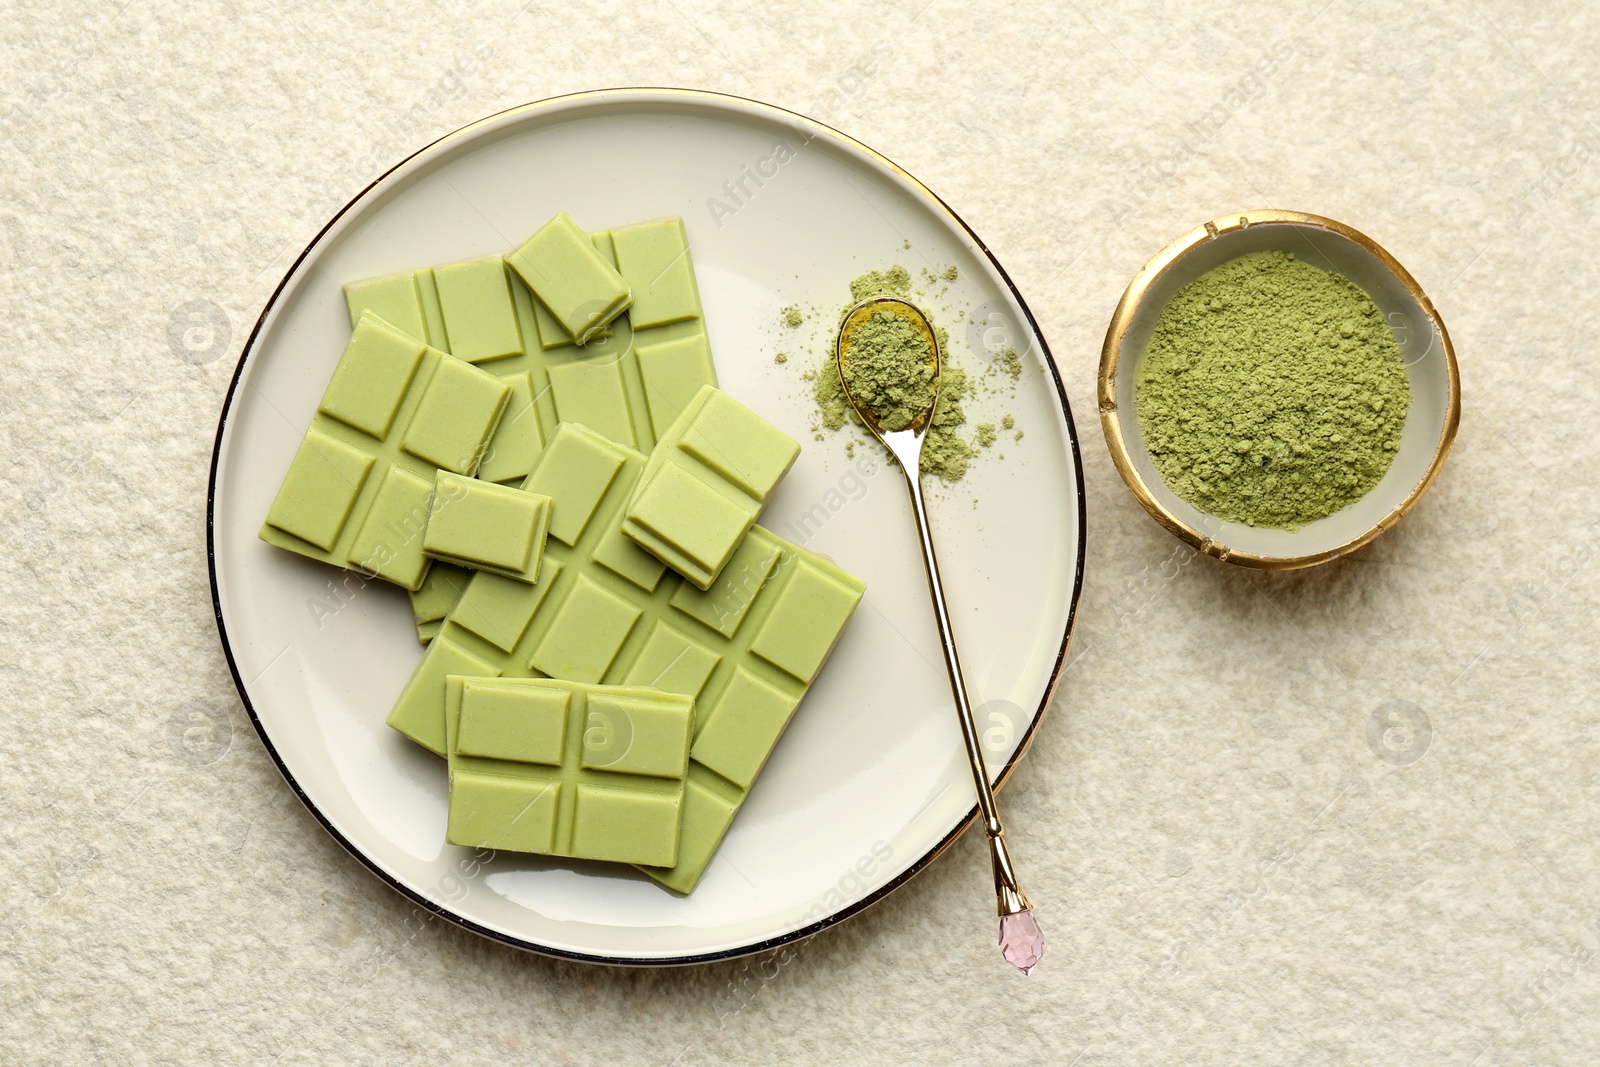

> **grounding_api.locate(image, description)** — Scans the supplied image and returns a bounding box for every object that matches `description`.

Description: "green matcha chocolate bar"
[343,270,427,340]
[388,423,866,893]
[445,676,692,867]
[344,218,714,484]
[411,561,473,643]
[506,211,632,345]
[610,217,703,329]
[624,385,800,590]
[260,312,512,590]
[423,471,551,584]
[344,218,718,636]
[432,256,524,363]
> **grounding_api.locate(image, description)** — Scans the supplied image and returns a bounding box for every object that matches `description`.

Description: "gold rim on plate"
[210,87,1087,965]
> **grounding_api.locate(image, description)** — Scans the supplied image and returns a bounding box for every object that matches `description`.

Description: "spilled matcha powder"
[849,266,912,303]
[1136,250,1410,529]
[810,267,980,481]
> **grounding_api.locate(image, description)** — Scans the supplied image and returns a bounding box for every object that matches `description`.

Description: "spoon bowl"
[836,296,944,439]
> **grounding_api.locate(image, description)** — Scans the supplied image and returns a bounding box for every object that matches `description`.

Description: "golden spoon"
[835,296,1043,975]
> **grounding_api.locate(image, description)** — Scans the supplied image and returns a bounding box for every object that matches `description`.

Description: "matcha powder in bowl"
[1134,250,1411,530]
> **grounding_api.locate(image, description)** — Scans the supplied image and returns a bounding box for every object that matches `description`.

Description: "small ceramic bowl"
[1098,209,1461,569]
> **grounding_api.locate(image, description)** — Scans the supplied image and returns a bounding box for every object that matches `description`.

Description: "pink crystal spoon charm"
[835,297,1043,975]
[1000,909,1044,975]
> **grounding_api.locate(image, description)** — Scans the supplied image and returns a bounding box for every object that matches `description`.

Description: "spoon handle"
[898,463,1032,919]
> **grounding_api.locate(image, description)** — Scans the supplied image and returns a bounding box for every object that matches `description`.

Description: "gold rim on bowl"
[1097,209,1462,570]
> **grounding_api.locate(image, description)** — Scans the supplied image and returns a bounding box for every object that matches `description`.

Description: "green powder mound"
[803,265,981,483]
[782,306,804,328]
[840,309,937,433]
[811,358,852,432]
[923,366,977,481]
[1135,250,1411,530]
[849,266,911,303]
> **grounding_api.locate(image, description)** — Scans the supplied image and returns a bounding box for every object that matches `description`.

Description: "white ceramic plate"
[209,89,1085,964]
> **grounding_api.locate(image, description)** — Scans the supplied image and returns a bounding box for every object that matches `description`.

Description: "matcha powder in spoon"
[811,268,979,481]
[839,308,938,432]
[1135,250,1411,529]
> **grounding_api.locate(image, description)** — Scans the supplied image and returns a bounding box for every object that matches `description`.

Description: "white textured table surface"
[5,1,1598,1063]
